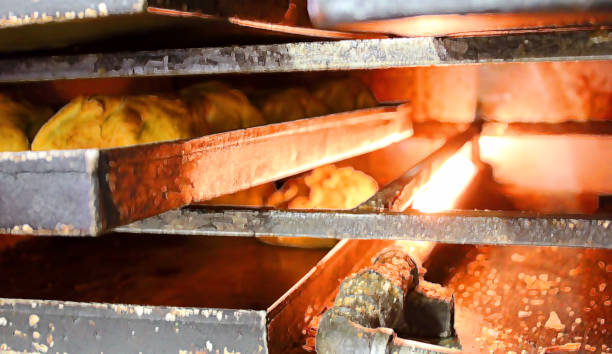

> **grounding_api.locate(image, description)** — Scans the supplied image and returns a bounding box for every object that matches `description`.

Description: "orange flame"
[411,144,477,213]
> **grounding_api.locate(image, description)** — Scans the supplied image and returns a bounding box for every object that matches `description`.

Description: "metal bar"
[117,207,612,248]
[1,30,611,82]
[0,106,412,236]
[0,298,267,353]
[360,124,479,212]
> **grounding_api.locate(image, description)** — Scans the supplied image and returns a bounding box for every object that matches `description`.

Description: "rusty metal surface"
[0,106,412,236]
[118,207,612,248]
[1,30,611,82]
[102,106,412,227]
[0,298,267,353]
[149,0,293,24]
[0,0,145,28]
[438,245,612,352]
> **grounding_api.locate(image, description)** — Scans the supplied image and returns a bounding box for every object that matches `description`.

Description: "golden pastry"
[313,78,377,113]
[260,165,378,248]
[258,87,329,123]
[0,122,28,152]
[31,95,194,150]
[0,94,52,152]
[181,82,265,134]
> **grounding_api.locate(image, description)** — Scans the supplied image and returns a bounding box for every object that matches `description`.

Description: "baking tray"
[0,234,329,353]
[0,106,412,236]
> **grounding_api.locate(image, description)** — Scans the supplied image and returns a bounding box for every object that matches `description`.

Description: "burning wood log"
[316,246,457,353]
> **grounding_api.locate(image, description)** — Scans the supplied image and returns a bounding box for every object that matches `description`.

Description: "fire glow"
[411,145,477,213]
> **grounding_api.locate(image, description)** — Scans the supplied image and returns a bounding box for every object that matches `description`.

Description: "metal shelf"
[119,207,612,248]
[0,30,611,82]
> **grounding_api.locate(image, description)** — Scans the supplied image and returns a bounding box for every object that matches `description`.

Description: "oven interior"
[0,2,611,353]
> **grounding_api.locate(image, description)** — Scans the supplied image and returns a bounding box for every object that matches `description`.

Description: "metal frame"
[1,30,612,82]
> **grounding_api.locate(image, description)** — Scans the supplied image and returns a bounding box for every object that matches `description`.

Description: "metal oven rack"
[0,1,611,353]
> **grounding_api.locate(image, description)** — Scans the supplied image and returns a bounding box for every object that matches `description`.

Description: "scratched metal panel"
[0,0,145,27]
[0,298,267,353]
[0,150,101,236]
[0,30,611,82]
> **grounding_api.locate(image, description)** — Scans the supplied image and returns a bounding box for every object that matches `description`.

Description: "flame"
[411,145,477,213]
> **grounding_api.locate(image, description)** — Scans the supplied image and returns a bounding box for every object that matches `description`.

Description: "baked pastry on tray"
[31,95,195,150]
[181,81,265,134]
[260,164,378,248]
[0,94,52,152]
[257,87,329,123]
[314,78,377,114]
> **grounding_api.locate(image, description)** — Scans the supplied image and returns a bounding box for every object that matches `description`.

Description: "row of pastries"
[0,78,376,152]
